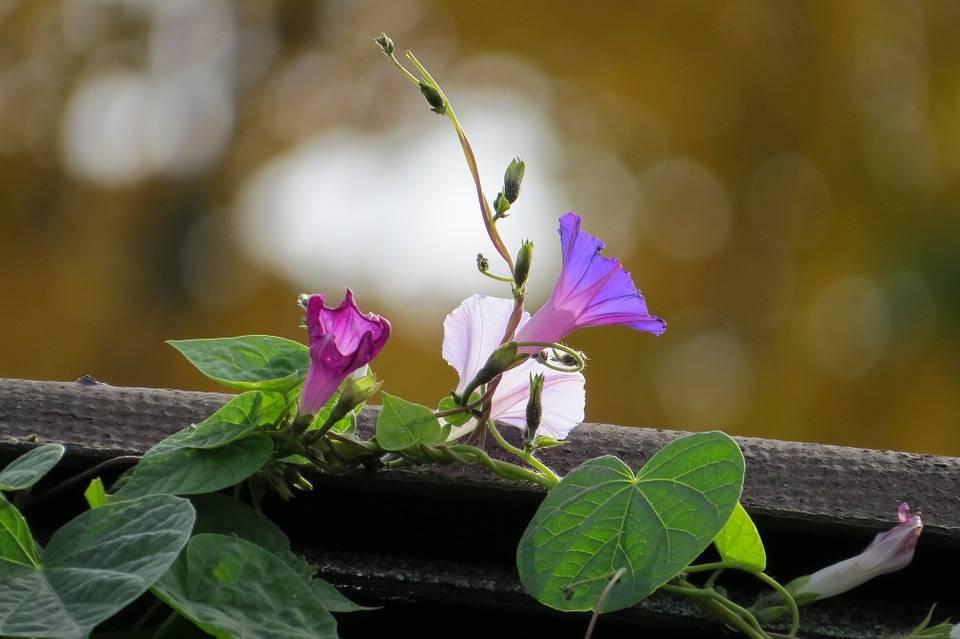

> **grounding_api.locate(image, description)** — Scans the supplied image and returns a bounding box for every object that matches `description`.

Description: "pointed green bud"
[514,240,534,289]
[460,341,521,404]
[329,372,382,425]
[374,32,395,56]
[524,372,544,446]
[493,192,510,217]
[418,82,446,114]
[503,157,525,203]
[476,253,489,273]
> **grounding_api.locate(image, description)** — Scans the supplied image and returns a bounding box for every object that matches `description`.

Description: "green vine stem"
[485,418,560,486]
[663,582,769,639]
[684,561,800,637]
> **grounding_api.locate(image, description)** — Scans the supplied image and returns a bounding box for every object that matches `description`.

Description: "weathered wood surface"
[2,377,958,541]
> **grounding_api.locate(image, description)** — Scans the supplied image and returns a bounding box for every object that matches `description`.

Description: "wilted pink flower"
[515,213,665,351]
[788,503,923,602]
[300,290,391,415]
[443,294,584,439]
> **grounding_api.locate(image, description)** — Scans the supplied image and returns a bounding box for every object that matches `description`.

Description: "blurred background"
[1,0,958,454]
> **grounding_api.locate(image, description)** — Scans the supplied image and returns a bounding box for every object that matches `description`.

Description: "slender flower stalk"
[300,290,391,415]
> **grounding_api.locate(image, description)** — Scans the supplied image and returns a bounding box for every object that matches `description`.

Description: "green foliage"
[152,534,339,639]
[117,431,273,498]
[714,501,766,571]
[84,478,110,509]
[516,432,744,612]
[0,494,195,639]
[180,391,287,449]
[0,494,40,566]
[0,443,64,491]
[168,336,310,392]
[376,393,447,451]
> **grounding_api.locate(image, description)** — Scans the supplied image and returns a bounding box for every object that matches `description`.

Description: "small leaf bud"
[503,157,525,203]
[524,373,544,446]
[418,82,446,114]
[461,341,521,404]
[514,240,534,289]
[374,32,395,56]
[493,192,511,217]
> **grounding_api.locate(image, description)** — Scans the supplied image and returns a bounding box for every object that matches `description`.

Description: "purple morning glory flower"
[516,213,665,350]
[300,289,391,415]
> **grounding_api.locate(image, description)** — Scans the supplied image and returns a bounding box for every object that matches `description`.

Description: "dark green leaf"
[0,494,195,639]
[714,501,766,570]
[190,493,289,552]
[152,534,338,639]
[517,432,744,612]
[117,434,273,498]
[190,495,371,613]
[0,443,65,491]
[436,396,472,427]
[0,493,39,566]
[180,391,287,449]
[376,393,446,451]
[168,336,309,392]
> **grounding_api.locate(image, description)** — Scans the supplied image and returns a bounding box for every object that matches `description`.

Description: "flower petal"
[442,294,528,394]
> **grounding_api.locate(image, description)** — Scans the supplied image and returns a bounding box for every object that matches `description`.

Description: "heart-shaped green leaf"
[117,433,273,498]
[0,494,40,566]
[180,391,286,449]
[376,393,446,451]
[517,431,744,612]
[153,534,338,639]
[0,494,195,639]
[168,336,309,392]
[0,443,65,491]
[714,501,766,570]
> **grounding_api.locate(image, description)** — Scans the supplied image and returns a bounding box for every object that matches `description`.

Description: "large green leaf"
[190,494,372,613]
[376,393,446,451]
[0,494,195,639]
[153,534,338,639]
[0,493,40,566]
[116,433,273,498]
[180,391,287,450]
[517,431,744,613]
[0,443,65,491]
[714,501,766,571]
[168,336,310,392]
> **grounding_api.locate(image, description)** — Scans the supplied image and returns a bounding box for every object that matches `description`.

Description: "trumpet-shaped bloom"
[788,503,922,602]
[300,290,391,415]
[442,294,585,439]
[516,213,665,350]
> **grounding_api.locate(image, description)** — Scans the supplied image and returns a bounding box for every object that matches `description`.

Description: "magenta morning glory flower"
[787,503,922,602]
[300,289,391,415]
[515,213,665,350]
[443,294,585,439]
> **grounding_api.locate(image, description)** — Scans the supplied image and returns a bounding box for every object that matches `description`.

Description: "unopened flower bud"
[503,157,525,203]
[476,253,489,273]
[514,240,534,289]
[297,293,310,309]
[374,32,394,56]
[461,341,520,404]
[329,373,382,425]
[418,82,446,114]
[524,373,544,445]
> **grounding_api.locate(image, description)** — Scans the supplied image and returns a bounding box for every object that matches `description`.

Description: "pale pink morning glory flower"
[788,503,923,602]
[300,289,391,415]
[515,212,665,351]
[442,294,585,439]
